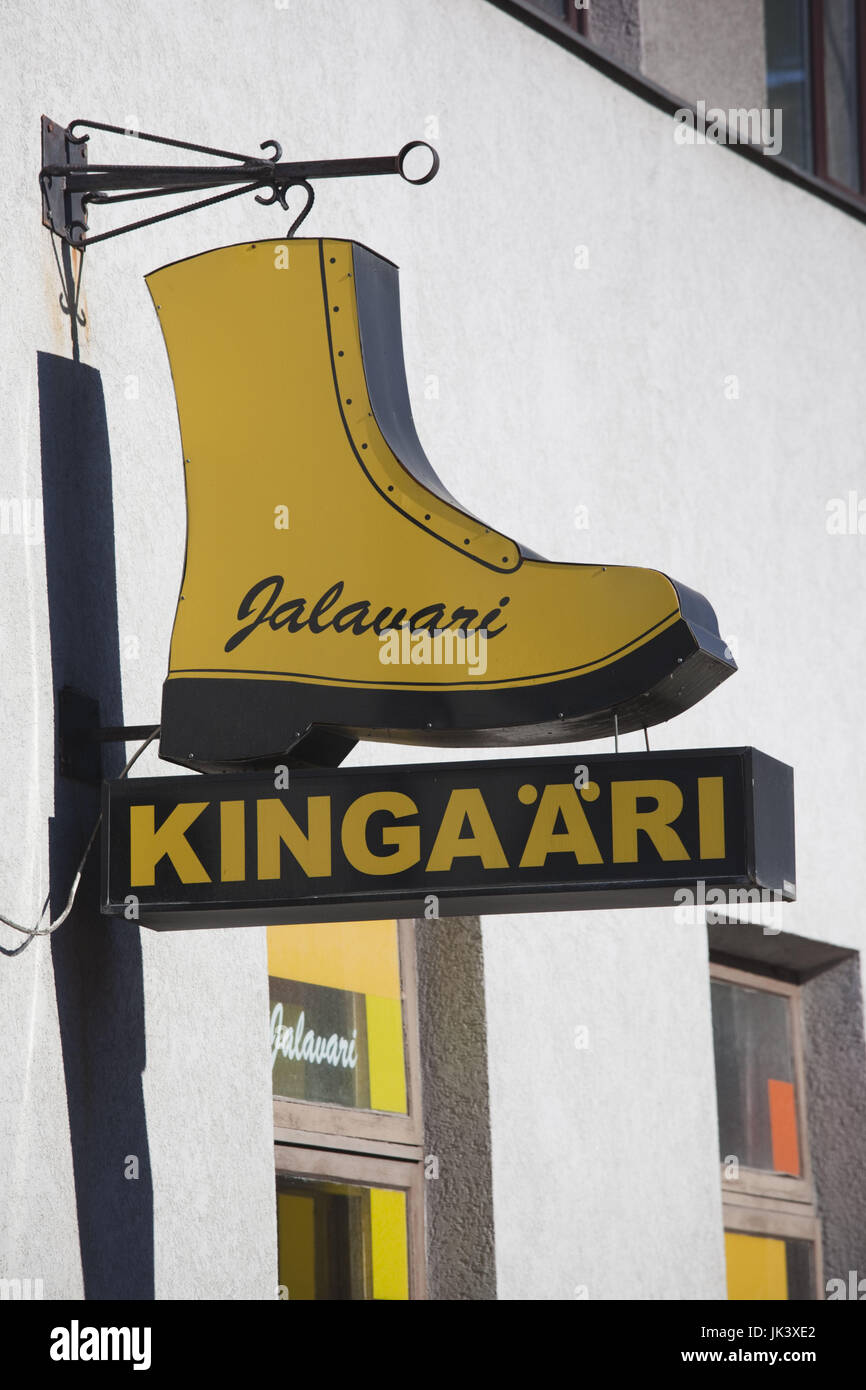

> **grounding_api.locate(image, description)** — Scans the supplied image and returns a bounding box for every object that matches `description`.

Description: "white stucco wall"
[1,0,864,1301]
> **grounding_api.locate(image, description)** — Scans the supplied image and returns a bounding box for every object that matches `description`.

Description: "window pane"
[269,920,408,1113]
[823,0,861,189]
[765,0,813,170]
[525,0,569,18]
[277,1177,409,1300]
[711,980,801,1174]
[725,1231,814,1300]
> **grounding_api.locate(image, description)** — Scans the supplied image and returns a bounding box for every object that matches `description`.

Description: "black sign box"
[101,747,795,928]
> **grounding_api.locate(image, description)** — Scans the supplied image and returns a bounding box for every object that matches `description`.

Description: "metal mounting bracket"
[40,116,89,246]
[59,687,158,783]
[39,117,439,248]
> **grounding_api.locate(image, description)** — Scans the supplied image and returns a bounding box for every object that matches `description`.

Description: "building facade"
[2,0,866,1301]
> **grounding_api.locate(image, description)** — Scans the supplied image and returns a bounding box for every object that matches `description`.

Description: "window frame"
[710,961,823,1299]
[523,0,588,37]
[721,1206,824,1302]
[272,918,426,1300]
[712,962,814,1206]
[274,1144,427,1300]
[272,918,424,1151]
[565,0,589,37]
[808,0,866,197]
[487,0,866,229]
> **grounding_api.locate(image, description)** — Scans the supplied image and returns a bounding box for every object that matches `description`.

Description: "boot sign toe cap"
[668,577,736,669]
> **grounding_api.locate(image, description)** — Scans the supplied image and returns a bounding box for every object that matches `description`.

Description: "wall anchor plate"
[40,115,89,246]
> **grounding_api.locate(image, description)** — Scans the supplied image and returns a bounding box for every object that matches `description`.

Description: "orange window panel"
[768,1078,801,1176]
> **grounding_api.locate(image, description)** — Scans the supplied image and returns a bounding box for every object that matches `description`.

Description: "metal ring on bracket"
[396,141,440,185]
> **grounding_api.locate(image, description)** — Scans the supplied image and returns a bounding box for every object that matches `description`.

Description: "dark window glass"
[765,0,813,170]
[785,1237,815,1300]
[823,0,861,188]
[711,980,801,1175]
[271,975,370,1108]
[525,0,569,17]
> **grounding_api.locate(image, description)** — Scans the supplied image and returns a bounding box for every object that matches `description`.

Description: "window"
[765,0,866,195]
[710,963,822,1300]
[525,0,589,37]
[270,919,426,1299]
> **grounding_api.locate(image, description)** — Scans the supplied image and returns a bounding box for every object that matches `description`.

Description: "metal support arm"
[40,117,439,247]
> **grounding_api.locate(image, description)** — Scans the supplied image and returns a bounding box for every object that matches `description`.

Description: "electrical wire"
[0,727,160,944]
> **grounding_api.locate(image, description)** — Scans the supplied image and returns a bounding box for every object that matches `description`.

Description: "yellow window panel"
[726,1231,788,1301]
[267,919,401,998]
[370,1188,409,1301]
[366,994,408,1115]
[277,1192,316,1301]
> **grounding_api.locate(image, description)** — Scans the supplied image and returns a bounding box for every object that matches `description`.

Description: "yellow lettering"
[341,792,420,875]
[611,780,689,862]
[130,802,211,885]
[519,784,603,867]
[220,800,246,881]
[698,777,726,859]
[257,797,331,879]
[425,788,508,872]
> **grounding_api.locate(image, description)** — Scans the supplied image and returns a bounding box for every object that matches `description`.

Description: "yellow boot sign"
[146,239,737,773]
[102,749,794,928]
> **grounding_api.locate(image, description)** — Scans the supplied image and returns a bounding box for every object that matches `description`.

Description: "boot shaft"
[146,238,521,573]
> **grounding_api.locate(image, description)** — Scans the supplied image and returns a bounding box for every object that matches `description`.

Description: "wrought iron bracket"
[40,117,439,248]
[59,687,159,783]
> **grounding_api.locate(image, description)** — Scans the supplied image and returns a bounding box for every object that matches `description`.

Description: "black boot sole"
[159,612,732,772]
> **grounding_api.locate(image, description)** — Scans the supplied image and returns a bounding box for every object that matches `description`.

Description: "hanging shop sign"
[42,119,791,936]
[101,747,794,928]
[44,119,737,776]
[146,235,737,774]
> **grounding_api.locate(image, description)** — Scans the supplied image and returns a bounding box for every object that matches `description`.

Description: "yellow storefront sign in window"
[268,920,407,1114]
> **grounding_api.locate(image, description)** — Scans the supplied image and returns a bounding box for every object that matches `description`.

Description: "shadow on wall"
[38,351,154,1300]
